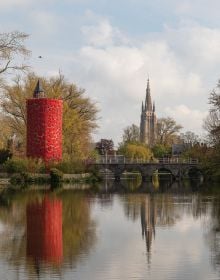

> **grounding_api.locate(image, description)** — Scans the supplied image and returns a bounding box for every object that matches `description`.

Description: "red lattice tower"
[26,80,63,162]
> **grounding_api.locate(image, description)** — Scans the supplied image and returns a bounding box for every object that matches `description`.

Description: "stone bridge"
[91,157,200,182]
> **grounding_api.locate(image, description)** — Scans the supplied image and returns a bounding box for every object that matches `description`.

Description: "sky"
[1,0,220,145]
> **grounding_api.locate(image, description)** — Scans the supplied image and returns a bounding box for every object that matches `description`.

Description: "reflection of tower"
[141,196,156,263]
[26,197,63,265]
[26,80,63,162]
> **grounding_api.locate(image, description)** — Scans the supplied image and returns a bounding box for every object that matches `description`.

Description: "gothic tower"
[140,79,157,146]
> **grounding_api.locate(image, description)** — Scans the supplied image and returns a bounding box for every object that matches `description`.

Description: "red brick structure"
[26,80,63,162]
[26,197,63,264]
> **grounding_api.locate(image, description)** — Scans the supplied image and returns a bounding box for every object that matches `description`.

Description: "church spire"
[145,78,152,111]
[142,101,144,112]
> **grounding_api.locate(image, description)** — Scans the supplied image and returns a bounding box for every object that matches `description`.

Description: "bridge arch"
[155,167,174,179]
[187,167,203,179]
[91,157,200,182]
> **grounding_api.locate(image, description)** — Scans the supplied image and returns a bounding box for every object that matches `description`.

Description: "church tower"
[140,79,157,146]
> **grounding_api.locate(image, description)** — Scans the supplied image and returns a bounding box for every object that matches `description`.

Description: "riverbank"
[0,171,101,186]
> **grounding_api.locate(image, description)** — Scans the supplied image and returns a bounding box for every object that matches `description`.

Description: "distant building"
[172,143,191,156]
[140,79,157,147]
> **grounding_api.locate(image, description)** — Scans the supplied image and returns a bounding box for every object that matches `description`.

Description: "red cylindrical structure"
[26,197,63,264]
[26,98,63,162]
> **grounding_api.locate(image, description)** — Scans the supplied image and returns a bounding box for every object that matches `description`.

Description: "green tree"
[1,73,98,160]
[152,144,171,158]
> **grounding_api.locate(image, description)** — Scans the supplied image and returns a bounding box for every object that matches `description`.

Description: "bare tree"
[122,124,140,143]
[179,131,200,145]
[96,139,114,155]
[157,117,182,146]
[0,31,30,76]
[204,85,220,145]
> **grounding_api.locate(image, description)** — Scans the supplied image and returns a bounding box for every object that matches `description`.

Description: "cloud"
[63,18,219,143]
[29,11,61,35]
[0,0,57,10]
[19,9,219,144]
[164,105,208,134]
[174,0,220,20]
[0,0,30,9]
[81,20,127,47]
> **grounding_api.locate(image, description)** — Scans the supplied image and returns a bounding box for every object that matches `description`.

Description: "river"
[0,178,219,280]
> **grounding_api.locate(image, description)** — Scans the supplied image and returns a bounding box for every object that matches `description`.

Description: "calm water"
[0,179,220,280]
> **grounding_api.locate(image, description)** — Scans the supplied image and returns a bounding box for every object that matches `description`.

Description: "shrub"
[10,174,23,185]
[9,172,32,185]
[55,160,86,174]
[0,149,12,164]
[50,168,63,183]
[3,158,28,173]
[50,169,63,189]
[2,157,47,174]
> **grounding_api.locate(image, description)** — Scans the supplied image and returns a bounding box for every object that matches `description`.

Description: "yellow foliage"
[0,73,98,160]
[119,143,152,160]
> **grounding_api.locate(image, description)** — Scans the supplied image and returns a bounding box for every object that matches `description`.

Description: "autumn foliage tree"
[0,73,98,160]
[118,143,152,161]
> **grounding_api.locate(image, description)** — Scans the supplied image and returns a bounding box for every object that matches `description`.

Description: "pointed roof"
[142,101,144,112]
[33,79,45,98]
[145,78,152,111]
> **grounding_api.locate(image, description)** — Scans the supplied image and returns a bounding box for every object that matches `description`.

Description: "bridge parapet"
[94,156,198,165]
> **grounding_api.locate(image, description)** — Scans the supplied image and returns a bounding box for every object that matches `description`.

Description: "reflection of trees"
[0,190,96,278]
[59,191,96,267]
[96,193,114,209]
[204,195,220,276]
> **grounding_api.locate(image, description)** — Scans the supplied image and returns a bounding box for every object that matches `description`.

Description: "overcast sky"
[1,0,220,145]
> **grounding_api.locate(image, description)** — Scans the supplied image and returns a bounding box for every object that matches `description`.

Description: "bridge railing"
[92,156,198,165]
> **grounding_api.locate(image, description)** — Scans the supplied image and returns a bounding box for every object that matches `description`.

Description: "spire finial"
[33,79,45,98]
[147,74,150,85]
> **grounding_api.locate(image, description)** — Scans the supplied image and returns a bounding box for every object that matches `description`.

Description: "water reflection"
[0,181,219,279]
[121,193,179,264]
[141,197,156,263]
[100,175,206,194]
[26,197,63,266]
[60,191,96,266]
[0,190,96,279]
